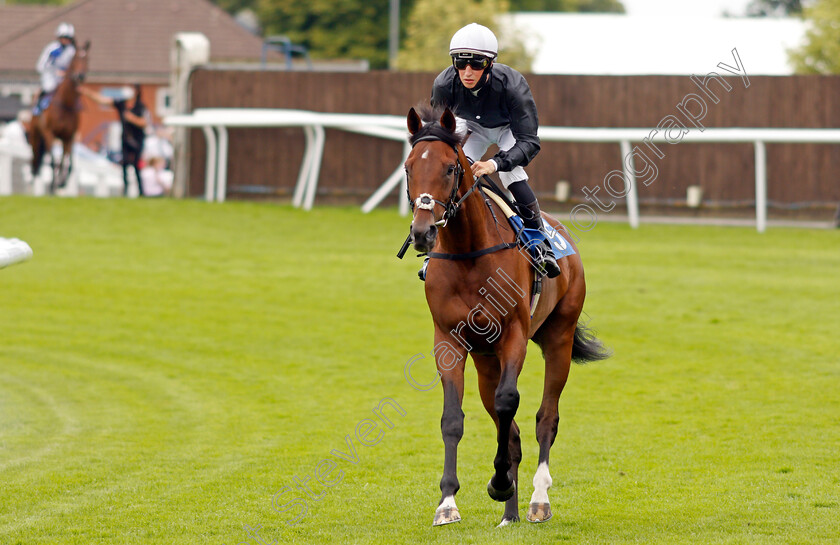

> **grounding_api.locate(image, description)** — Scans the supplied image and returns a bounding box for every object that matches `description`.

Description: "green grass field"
[1,196,838,545]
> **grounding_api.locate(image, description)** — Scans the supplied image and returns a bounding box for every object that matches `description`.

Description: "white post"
[362,140,413,214]
[0,151,12,195]
[170,33,210,198]
[215,125,229,203]
[303,125,326,211]
[754,140,767,233]
[292,126,316,208]
[201,126,217,202]
[620,140,640,229]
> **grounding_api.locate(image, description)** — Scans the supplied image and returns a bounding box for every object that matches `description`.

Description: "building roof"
[0,0,270,84]
[0,4,58,39]
[505,14,806,75]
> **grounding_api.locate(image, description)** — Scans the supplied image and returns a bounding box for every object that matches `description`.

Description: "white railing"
[164,108,840,232]
[538,126,840,233]
[0,140,128,198]
[164,108,409,212]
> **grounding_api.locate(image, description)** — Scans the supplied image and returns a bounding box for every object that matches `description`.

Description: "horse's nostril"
[428,225,438,240]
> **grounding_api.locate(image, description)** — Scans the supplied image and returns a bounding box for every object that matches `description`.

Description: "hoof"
[487,478,516,502]
[433,506,461,526]
[526,502,552,523]
[497,515,520,528]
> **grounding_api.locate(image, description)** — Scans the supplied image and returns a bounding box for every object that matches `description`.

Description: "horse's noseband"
[413,192,450,227]
[415,193,436,211]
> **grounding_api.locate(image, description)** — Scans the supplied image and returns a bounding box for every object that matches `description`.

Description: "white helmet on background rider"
[449,23,498,60]
[55,22,75,39]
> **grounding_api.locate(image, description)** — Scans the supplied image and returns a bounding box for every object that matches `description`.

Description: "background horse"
[30,41,90,194]
[405,105,609,527]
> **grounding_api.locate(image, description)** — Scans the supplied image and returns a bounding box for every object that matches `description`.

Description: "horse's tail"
[571,322,611,364]
[31,125,45,176]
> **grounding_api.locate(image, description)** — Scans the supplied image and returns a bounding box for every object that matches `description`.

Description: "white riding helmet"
[56,22,75,39]
[449,23,498,59]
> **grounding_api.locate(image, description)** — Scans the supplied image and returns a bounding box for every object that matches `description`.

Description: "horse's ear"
[440,108,456,134]
[407,107,421,135]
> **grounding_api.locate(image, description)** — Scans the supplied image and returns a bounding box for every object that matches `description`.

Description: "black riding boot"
[33,91,47,115]
[508,181,562,279]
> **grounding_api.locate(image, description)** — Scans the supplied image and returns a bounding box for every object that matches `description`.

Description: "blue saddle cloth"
[32,94,52,116]
[508,214,576,262]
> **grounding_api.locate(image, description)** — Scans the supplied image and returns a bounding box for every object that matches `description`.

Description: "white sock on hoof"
[438,495,457,510]
[530,461,552,504]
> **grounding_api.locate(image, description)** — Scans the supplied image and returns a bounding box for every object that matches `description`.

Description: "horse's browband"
[411,135,455,146]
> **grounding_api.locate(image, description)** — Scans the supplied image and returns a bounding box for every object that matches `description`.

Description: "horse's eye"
[447,165,456,175]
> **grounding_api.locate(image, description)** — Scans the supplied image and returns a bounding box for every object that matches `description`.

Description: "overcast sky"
[621,0,754,17]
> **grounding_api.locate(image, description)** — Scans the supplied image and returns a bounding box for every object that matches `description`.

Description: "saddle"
[478,180,576,264]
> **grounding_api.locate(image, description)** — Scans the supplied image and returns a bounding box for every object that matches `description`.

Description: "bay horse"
[404,105,609,527]
[30,41,90,194]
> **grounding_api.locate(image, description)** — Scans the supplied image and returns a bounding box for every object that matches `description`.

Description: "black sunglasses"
[452,56,491,71]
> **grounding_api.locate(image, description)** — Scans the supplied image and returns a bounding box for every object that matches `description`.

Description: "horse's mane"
[409,104,467,148]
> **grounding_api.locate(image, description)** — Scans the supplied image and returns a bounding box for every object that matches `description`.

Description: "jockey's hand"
[471,160,497,179]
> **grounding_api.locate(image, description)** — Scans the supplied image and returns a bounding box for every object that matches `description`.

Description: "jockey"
[33,22,77,115]
[430,23,561,279]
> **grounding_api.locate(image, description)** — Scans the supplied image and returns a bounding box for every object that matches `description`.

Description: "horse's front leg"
[49,148,59,195]
[474,354,522,526]
[487,327,527,503]
[433,329,466,526]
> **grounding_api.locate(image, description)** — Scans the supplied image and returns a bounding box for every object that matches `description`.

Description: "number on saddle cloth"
[507,214,576,264]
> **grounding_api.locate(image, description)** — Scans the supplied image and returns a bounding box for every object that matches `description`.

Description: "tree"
[396,0,533,72]
[214,0,258,12]
[508,0,624,12]
[576,0,625,12]
[745,0,804,16]
[508,0,577,9]
[256,0,417,69]
[789,0,840,73]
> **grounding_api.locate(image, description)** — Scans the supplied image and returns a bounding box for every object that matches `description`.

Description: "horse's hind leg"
[29,124,44,178]
[528,321,575,523]
[474,354,522,526]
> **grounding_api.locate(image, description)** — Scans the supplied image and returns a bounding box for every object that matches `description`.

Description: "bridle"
[70,49,88,85]
[397,133,518,261]
[406,135,481,228]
